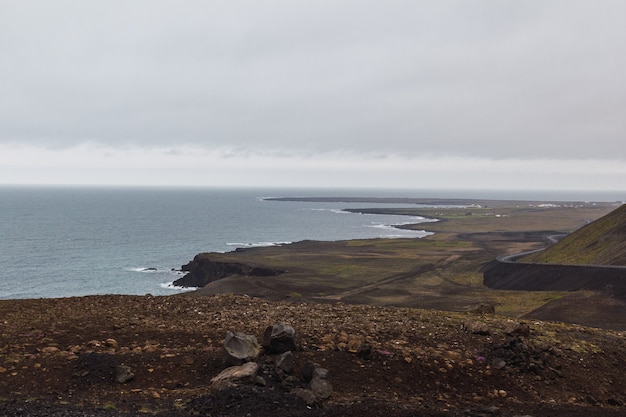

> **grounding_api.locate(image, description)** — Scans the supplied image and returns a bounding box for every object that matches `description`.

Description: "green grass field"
[187,201,618,319]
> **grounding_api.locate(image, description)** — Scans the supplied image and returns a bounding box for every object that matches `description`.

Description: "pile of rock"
[211,322,332,405]
[487,336,559,377]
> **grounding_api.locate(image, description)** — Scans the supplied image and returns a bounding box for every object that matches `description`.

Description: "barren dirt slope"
[1,294,626,416]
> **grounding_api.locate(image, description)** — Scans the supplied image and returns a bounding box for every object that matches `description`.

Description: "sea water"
[0,186,439,299]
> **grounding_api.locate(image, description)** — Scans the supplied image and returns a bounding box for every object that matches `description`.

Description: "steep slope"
[523,204,626,265]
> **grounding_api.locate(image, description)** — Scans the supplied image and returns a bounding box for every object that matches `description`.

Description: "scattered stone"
[210,362,260,391]
[263,323,296,354]
[302,361,319,382]
[223,331,260,365]
[487,337,556,376]
[87,340,102,348]
[115,365,134,384]
[41,346,60,354]
[470,303,496,315]
[506,322,531,338]
[309,376,332,400]
[312,366,328,380]
[275,351,294,373]
[5,292,625,415]
[492,358,507,370]
[105,339,119,350]
[299,360,332,402]
[357,343,372,360]
[607,397,623,406]
[463,321,491,335]
[465,405,500,416]
[291,387,318,405]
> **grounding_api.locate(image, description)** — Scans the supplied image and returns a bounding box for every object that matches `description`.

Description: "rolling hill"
[522,204,626,265]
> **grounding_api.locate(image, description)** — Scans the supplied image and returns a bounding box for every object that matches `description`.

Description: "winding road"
[496,233,626,270]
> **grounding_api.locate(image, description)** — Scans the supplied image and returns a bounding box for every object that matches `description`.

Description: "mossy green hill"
[522,204,626,266]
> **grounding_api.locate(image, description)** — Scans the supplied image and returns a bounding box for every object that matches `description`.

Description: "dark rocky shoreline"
[173,254,285,288]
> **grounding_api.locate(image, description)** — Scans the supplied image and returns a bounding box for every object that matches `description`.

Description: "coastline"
[2,188,443,300]
[173,199,626,328]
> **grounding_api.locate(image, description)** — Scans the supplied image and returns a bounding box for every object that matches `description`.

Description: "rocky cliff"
[173,253,284,288]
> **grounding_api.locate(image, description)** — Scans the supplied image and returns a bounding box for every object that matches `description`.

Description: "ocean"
[2,186,624,300]
[0,186,439,299]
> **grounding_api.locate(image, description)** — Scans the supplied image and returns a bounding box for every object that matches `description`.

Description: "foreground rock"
[1,294,626,417]
[263,322,297,353]
[212,324,333,406]
[223,331,261,365]
[211,362,261,391]
[114,365,134,384]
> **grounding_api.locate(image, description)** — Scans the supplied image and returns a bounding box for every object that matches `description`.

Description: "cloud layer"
[1,1,626,189]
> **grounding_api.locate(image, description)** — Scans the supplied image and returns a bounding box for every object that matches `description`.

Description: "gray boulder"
[210,362,260,391]
[310,376,333,400]
[223,331,260,365]
[292,361,332,404]
[463,321,491,336]
[291,388,317,405]
[263,323,296,354]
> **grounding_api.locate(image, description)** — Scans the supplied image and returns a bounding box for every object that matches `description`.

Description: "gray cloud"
[2,1,626,161]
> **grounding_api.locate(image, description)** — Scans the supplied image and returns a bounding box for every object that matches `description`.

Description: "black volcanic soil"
[523,291,626,330]
[2,294,626,416]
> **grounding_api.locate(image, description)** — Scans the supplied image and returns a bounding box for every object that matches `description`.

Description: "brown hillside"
[522,204,626,265]
[2,294,626,416]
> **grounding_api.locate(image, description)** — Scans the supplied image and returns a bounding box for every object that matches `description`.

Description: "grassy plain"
[187,200,619,320]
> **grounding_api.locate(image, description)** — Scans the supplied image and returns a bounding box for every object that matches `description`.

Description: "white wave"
[368,223,396,230]
[226,241,291,247]
[367,222,422,230]
[364,222,434,237]
[305,208,348,214]
[127,267,159,273]
[159,282,198,291]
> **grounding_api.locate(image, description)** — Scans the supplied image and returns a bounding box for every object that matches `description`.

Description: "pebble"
[115,365,135,384]
[105,338,119,350]
[41,346,60,354]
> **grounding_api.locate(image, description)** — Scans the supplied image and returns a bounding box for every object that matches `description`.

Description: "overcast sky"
[1,1,626,192]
